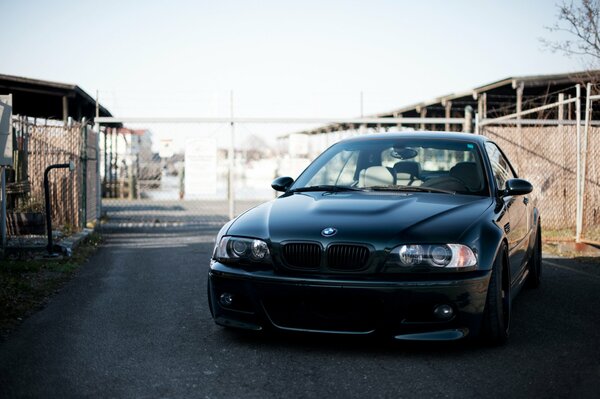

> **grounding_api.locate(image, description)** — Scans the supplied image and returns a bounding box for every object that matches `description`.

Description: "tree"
[542,0,600,67]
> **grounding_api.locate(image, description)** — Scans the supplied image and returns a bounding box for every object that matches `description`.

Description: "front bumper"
[208,262,491,341]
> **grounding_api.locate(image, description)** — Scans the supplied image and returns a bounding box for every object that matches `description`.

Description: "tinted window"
[306,149,359,186]
[293,138,489,196]
[485,142,516,192]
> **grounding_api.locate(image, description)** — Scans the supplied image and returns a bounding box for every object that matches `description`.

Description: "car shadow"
[218,326,482,356]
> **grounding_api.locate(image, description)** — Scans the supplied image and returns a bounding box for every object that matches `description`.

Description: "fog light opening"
[219,293,234,307]
[433,304,454,320]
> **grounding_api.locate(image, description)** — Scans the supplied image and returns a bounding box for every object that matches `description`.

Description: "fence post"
[394,112,402,131]
[1,166,5,251]
[95,91,102,221]
[463,106,473,133]
[579,83,592,242]
[228,90,235,220]
[575,84,582,243]
[444,101,452,131]
[81,118,87,229]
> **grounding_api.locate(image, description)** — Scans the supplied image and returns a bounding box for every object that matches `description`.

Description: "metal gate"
[94,115,469,228]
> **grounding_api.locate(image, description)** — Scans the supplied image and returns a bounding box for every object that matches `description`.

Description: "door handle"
[523,197,529,205]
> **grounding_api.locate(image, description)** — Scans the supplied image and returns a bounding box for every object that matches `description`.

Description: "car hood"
[227,192,494,247]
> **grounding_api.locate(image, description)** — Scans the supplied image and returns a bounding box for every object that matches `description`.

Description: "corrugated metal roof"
[296,69,600,135]
[0,73,113,120]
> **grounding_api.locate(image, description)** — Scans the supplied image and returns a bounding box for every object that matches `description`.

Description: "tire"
[481,244,510,346]
[526,223,542,289]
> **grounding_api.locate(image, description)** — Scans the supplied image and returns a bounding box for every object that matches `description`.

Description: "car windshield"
[291,138,489,196]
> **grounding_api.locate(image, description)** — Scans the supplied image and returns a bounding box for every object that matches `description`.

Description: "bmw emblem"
[321,227,337,237]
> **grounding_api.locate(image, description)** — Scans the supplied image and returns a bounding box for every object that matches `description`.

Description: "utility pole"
[360,91,364,118]
[228,91,235,220]
[95,90,102,219]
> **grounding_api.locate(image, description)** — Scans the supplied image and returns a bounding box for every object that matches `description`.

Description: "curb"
[56,228,96,257]
[3,227,96,258]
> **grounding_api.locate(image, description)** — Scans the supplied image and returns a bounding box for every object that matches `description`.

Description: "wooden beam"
[445,101,452,131]
[62,96,68,124]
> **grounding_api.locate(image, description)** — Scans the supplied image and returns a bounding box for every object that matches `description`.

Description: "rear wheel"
[527,223,542,288]
[481,244,510,346]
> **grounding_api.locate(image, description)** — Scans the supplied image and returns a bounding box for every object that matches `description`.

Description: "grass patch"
[0,232,103,341]
[543,228,575,241]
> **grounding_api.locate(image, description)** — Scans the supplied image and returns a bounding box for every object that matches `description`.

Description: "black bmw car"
[208,132,541,345]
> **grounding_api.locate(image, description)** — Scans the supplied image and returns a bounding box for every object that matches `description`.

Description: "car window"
[293,138,489,196]
[381,147,477,172]
[485,142,516,192]
[305,149,359,186]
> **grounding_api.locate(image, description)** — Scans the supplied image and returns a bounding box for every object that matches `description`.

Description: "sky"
[0,0,584,149]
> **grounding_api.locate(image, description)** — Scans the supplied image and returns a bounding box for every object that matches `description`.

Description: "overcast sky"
[0,0,584,148]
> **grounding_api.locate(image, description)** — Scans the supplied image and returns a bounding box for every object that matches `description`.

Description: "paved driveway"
[1,201,599,398]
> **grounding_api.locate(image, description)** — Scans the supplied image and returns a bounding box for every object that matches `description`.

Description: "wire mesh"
[6,117,98,237]
[96,118,597,241]
[481,125,578,238]
[96,121,356,226]
[581,126,600,243]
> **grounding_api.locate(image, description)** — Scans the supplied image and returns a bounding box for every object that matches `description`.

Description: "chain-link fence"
[581,126,600,243]
[480,83,600,244]
[98,117,600,243]
[480,125,578,237]
[5,117,98,237]
[97,122,331,227]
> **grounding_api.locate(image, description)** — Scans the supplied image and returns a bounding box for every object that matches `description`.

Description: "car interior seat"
[358,166,395,187]
[449,162,483,192]
[393,161,422,186]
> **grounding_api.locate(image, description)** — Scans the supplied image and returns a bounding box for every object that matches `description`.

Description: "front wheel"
[481,244,510,346]
[527,223,542,288]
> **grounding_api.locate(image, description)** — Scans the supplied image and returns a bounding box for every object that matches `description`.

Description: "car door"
[485,143,530,283]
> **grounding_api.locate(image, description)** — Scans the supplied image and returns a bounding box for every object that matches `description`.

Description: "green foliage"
[13,197,45,213]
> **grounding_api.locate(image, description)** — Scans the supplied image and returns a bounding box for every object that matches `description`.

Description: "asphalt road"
[1,201,599,398]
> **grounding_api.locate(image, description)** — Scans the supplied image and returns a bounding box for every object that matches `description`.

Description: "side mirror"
[271,176,294,192]
[503,178,533,197]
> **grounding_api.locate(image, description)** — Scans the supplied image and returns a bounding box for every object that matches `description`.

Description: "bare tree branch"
[542,0,600,65]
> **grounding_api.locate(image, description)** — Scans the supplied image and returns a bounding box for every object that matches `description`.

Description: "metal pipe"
[109,128,113,198]
[94,116,467,125]
[95,91,102,220]
[575,84,582,243]
[81,118,87,228]
[484,96,578,124]
[1,167,5,251]
[228,91,235,220]
[478,119,600,126]
[580,83,592,242]
[114,130,118,198]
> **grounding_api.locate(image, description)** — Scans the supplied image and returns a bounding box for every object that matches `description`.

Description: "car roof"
[342,131,489,144]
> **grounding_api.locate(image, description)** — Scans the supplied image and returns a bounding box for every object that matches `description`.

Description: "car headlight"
[385,244,476,271]
[214,236,271,264]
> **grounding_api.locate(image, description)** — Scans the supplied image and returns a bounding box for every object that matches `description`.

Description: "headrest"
[393,161,421,177]
[449,162,483,191]
[359,166,395,187]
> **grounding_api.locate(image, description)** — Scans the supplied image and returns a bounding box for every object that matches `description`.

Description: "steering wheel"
[422,176,469,191]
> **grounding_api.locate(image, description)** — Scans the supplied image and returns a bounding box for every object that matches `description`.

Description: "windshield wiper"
[289,185,364,193]
[367,185,456,195]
